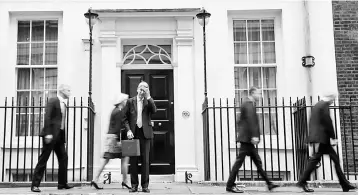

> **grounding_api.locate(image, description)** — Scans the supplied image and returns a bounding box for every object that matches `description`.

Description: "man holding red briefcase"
[125,81,157,193]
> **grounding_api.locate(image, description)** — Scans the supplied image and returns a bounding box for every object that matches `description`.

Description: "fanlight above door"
[122,45,172,65]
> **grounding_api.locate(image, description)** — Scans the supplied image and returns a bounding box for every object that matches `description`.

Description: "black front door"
[121,69,175,174]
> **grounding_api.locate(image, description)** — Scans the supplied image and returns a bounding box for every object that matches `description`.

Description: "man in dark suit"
[226,87,279,193]
[126,81,157,193]
[31,84,73,192]
[296,92,356,192]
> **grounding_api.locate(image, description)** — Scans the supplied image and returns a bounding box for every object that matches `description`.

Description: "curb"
[0,180,357,188]
[197,180,358,188]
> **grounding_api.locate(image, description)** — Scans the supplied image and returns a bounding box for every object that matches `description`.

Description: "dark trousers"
[32,130,68,187]
[130,126,151,188]
[226,142,271,188]
[298,143,350,187]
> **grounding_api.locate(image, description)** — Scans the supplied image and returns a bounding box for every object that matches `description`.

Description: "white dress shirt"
[58,95,66,130]
[136,96,143,128]
[136,95,152,128]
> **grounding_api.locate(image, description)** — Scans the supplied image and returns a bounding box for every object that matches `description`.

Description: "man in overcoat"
[31,84,73,192]
[226,87,279,193]
[296,92,356,192]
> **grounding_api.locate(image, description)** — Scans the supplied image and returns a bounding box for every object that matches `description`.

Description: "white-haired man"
[31,84,73,192]
[125,81,157,193]
[296,92,356,192]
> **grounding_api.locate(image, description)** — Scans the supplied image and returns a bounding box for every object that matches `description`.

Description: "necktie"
[137,99,143,128]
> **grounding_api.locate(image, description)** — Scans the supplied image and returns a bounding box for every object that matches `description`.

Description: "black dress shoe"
[343,184,356,192]
[296,182,314,192]
[142,188,150,193]
[226,186,244,193]
[31,186,41,193]
[129,187,138,193]
[58,184,74,190]
[268,183,280,191]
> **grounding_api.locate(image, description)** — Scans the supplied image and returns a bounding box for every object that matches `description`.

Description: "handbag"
[122,139,140,156]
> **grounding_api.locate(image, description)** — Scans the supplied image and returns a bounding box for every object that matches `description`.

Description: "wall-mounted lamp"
[302,56,315,67]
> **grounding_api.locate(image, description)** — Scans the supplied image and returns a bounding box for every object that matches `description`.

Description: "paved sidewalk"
[0,182,357,195]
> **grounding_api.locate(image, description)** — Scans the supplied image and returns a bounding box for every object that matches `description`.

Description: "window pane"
[17,91,30,107]
[148,45,171,56]
[17,43,30,65]
[45,68,58,89]
[31,43,44,65]
[16,114,28,136]
[45,43,58,65]
[17,69,30,90]
[17,21,30,42]
[247,20,260,41]
[30,114,42,136]
[261,20,275,41]
[31,20,44,42]
[248,67,262,88]
[234,43,247,64]
[258,113,277,135]
[234,67,248,89]
[31,91,44,101]
[263,67,276,88]
[45,20,58,41]
[263,42,276,63]
[263,90,277,106]
[248,42,261,64]
[31,69,44,90]
[233,20,246,41]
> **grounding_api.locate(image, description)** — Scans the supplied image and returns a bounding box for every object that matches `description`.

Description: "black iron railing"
[202,96,358,182]
[0,97,95,182]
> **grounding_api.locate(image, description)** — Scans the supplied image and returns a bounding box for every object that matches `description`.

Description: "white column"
[93,29,122,180]
[174,17,199,182]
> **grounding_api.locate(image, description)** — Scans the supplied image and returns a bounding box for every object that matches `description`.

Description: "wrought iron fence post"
[202,96,210,181]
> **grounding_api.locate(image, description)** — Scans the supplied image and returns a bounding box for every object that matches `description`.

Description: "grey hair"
[58,84,70,92]
[138,81,149,89]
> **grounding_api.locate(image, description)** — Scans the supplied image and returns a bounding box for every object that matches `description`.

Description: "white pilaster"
[94,33,122,179]
[174,17,199,182]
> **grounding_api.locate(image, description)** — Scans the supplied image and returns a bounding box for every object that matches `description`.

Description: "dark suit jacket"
[126,96,157,139]
[237,98,260,143]
[107,105,130,141]
[307,100,335,144]
[40,97,64,142]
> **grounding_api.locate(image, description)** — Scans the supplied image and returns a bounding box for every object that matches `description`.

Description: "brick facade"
[332,0,358,174]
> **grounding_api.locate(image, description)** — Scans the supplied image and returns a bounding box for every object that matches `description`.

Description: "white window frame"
[228,10,283,140]
[8,12,62,146]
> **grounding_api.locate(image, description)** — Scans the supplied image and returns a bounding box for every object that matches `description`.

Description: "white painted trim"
[98,12,198,18]
[118,63,174,70]
[99,36,117,47]
[116,30,177,38]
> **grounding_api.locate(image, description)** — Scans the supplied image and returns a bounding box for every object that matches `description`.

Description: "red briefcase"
[122,139,140,156]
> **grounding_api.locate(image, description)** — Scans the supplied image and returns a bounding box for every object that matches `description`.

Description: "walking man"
[296,92,356,192]
[126,81,157,193]
[31,84,73,192]
[226,87,279,193]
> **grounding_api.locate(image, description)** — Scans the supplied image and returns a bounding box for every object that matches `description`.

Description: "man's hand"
[251,137,259,145]
[330,138,338,146]
[127,130,134,139]
[144,87,151,99]
[44,135,53,144]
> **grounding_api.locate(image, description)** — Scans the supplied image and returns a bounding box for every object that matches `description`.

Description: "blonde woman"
[91,93,131,189]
